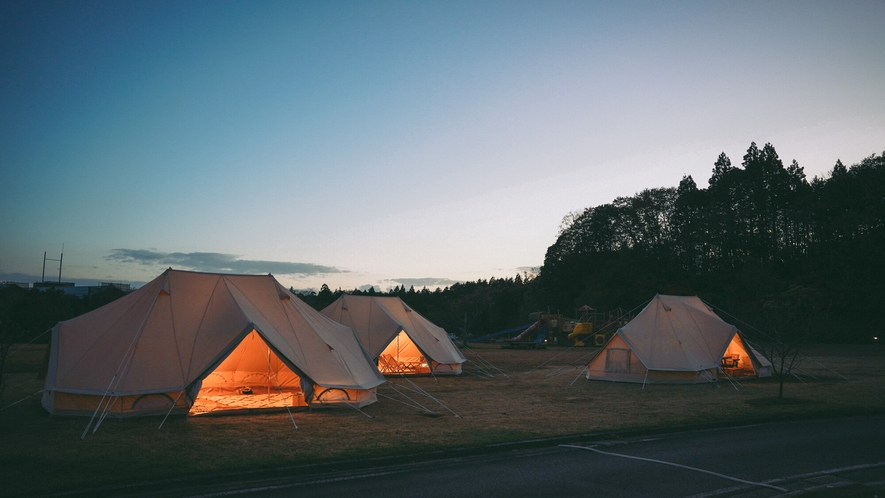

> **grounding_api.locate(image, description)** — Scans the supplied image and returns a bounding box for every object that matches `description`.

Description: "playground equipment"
[567,305,595,346]
[503,315,552,349]
[467,306,631,348]
[564,306,630,346]
[510,317,545,342]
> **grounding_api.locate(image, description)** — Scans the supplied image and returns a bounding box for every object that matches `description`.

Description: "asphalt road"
[163,415,885,498]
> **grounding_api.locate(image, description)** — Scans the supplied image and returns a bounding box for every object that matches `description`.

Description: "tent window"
[605,348,631,373]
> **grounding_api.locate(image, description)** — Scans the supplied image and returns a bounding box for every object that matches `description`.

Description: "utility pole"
[42,245,64,283]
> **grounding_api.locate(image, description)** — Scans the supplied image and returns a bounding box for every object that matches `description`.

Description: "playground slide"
[511,320,542,342]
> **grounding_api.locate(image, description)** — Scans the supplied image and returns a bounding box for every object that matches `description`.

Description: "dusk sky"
[2,1,884,292]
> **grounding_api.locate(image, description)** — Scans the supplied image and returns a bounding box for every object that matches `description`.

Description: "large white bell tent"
[585,294,772,384]
[42,270,385,419]
[321,295,466,375]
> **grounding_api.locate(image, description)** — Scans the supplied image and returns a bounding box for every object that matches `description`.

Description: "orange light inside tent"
[190,330,306,415]
[377,330,430,374]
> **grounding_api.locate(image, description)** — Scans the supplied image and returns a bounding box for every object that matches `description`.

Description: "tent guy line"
[377,384,434,414]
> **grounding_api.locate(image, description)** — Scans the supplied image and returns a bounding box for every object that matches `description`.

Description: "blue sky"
[2,1,884,292]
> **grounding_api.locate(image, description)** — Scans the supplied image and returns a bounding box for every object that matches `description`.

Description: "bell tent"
[321,295,466,375]
[585,294,771,384]
[42,269,385,418]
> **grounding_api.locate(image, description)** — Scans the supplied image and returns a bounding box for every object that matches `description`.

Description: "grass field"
[1,343,883,497]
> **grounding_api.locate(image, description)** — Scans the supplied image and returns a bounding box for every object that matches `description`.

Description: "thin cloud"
[515,266,539,275]
[386,277,459,289]
[106,249,343,276]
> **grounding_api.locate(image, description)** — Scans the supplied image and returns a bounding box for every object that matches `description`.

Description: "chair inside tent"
[720,333,762,378]
[377,330,431,375]
[190,330,356,415]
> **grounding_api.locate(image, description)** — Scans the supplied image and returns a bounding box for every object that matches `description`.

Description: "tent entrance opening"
[719,335,758,378]
[190,330,306,415]
[378,330,430,375]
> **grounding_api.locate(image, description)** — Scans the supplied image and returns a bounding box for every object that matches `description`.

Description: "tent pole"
[94,342,145,434]
[81,374,117,439]
[85,282,166,438]
[158,390,186,429]
[93,395,118,434]
[265,346,298,430]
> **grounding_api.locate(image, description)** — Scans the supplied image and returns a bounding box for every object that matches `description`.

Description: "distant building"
[33,281,75,290]
[100,282,131,292]
[34,281,87,298]
[32,281,133,298]
[0,281,31,289]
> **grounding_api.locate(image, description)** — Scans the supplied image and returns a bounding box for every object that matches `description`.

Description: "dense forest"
[2,143,882,353]
[538,142,885,343]
[299,143,885,344]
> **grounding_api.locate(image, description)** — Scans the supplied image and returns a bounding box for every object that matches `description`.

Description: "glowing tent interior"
[586,294,772,384]
[321,295,466,375]
[41,270,385,418]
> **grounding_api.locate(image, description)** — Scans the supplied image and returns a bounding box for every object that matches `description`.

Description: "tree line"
[293,272,544,342]
[300,142,884,344]
[2,142,881,357]
[539,142,884,343]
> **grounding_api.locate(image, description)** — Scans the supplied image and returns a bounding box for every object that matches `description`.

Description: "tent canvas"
[586,294,772,384]
[321,295,466,375]
[42,270,385,418]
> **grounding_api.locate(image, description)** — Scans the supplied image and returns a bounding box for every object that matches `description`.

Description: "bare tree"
[755,285,822,399]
